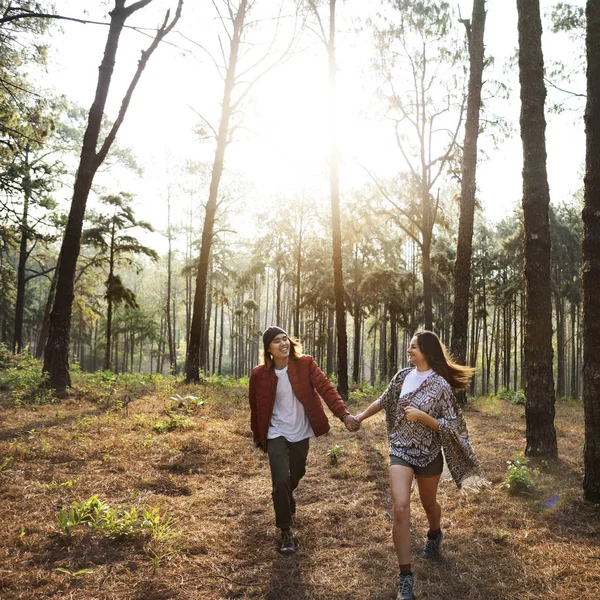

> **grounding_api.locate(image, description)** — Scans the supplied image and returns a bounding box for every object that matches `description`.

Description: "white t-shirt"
[400,368,434,397]
[267,365,315,442]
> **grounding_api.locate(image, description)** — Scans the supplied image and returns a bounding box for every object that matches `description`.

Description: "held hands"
[342,414,361,432]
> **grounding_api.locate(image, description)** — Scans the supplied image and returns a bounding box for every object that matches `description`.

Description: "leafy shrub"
[505,454,540,494]
[0,345,56,406]
[326,444,344,466]
[152,414,193,434]
[57,495,176,541]
[497,387,526,405]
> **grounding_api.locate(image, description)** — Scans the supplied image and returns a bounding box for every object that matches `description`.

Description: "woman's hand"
[404,407,440,431]
[405,407,426,423]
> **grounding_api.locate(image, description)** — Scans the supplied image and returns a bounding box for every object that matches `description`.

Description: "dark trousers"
[266,436,310,530]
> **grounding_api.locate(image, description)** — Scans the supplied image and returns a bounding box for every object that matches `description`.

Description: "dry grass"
[0,383,598,600]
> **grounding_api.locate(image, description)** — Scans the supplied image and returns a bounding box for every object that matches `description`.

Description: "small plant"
[326,444,344,467]
[44,478,78,491]
[55,567,94,578]
[0,457,12,473]
[57,496,178,542]
[505,454,540,494]
[511,390,526,405]
[152,413,193,434]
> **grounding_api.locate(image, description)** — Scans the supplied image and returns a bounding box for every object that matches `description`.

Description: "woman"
[355,330,484,600]
[249,326,359,555]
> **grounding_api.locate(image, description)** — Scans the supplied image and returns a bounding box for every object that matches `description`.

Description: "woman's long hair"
[414,330,475,391]
[261,336,303,369]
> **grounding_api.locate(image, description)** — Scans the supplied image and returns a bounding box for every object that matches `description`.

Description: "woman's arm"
[405,407,439,431]
[356,398,383,423]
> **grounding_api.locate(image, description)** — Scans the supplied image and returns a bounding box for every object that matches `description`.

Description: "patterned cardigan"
[378,367,484,489]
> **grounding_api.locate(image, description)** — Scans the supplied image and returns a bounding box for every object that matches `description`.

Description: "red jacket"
[249,355,349,450]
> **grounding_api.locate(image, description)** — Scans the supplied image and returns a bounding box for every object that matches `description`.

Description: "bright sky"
[44,0,586,251]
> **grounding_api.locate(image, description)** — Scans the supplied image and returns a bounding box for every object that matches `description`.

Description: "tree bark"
[583,0,600,502]
[451,0,486,367]
[517,0,558,459]
[186,0,246,381]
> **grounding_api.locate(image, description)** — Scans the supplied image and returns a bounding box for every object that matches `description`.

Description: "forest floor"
[0,377,598,600]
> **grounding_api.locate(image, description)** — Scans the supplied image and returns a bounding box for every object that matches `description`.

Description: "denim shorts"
[389,451,444,477]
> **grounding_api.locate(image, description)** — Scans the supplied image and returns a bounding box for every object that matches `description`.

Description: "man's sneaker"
[280,528,296,555]
[423,529,444,559]
[396,572,414,600]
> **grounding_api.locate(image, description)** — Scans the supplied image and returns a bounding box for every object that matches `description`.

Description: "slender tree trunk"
[517,0,557,458]
[325,0,348,398]
[186,0,247,381]
[583,0,600,502]
[422,233,433,331]
[451,0,486,366]
[35,262,59,359]
[103,223,116,371]
[43,0,181,391]
[352,303,361,383]
[326,307,334,376]
[218,301,224,375]
[166,194,175,373]
[13,145,31,353]
[556,292,565,397]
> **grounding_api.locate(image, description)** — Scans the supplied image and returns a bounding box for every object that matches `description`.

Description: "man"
[249,326,359,554]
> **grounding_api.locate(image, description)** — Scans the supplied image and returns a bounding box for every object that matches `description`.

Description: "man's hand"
[342,414,361,432]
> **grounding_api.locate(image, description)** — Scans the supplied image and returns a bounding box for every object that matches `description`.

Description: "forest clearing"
[2,1,600,598]
[0,372,597,600]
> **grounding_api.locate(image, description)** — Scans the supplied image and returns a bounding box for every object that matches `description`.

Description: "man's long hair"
[414,330,475,391]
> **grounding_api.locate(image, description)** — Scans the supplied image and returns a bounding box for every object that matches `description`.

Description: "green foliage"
[0,344,56,406]
[505,454,540,494]
[152,414,193,434]
[349,384,385,403]
[550,2,585,33]
[325,444,344,467]
[497,387,525,405]
[57,495,177,542]
[43,478,78,491]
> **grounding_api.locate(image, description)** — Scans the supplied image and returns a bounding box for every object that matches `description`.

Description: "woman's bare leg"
[389,465,415,565]
[415,473,442,532]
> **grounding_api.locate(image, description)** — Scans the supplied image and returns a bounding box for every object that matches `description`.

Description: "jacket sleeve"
[308,358,349,420]
[249,370,260,445]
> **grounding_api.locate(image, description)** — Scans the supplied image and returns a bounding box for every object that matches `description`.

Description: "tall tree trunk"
[13,145,31,353]
[517,0,558,458]
[166,194,175,373]
[555,292,565,397]
[326,307,334,376]
[218,300,224,375]
[103,222,116,372]
[352,304,361,383]
[43,0,181,391]
[35,265,58,360]
[583,0,600,502]
[422,232,433,330]
[186,0,246,381]
[451,0,486,367]
[326,0,348,398]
